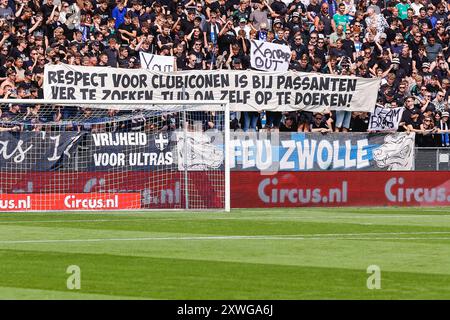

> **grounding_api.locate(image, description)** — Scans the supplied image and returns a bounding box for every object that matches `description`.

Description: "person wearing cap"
[231,57,243,70]
[20,70,34,92]
[68,40,80,53]
[439,112,450,127]
[234,18,251,39]
[286,11,302,34]
[291,11,300,20]
[402,105,423,134]
[90,40,102,56]
[435,111,450,146]
[272,18,283,30]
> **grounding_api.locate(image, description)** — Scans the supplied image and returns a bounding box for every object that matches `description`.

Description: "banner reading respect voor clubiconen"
[43,64,381,113]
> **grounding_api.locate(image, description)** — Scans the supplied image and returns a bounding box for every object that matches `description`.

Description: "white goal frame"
[0,99,231,212]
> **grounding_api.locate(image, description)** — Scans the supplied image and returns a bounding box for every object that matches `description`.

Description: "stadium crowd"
[0,0,448,146]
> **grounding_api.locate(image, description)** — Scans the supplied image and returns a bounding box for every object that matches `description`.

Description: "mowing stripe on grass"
[1,214,450,225]
[2,231,450,244]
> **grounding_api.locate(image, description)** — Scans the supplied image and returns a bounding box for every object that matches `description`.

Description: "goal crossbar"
[0,99,227,111]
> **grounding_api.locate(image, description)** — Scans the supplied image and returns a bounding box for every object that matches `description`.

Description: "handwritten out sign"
[250,40,291,72]
[139,51,176,72]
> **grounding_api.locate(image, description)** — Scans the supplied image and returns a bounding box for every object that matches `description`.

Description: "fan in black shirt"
[279,114,297,132]
[41,0,55,21]
[94,0,112,25]
[118,13,137,44]
[181,10,196,35]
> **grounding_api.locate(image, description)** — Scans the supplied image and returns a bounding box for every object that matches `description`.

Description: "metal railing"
[414,148,450,170]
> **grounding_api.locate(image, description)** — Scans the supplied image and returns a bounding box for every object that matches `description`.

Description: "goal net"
[0,100,230,212]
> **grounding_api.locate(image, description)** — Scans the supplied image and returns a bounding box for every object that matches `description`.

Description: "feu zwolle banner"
[44,64,381,112]
[229,132,415,171]
[369,105,404,131]
[139,51,176,72]
[0,131,415,172]
[250,40,291,72]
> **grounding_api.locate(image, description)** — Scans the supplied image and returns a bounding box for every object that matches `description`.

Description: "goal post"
[0,99,230,212]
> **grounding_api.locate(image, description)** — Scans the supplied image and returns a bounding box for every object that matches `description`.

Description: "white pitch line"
[1,232,450,244]
[0,214,450,225]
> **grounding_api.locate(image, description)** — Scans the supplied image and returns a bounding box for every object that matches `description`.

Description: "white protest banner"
[250,40,291,72]
[139,51,175,72]
[369,105,404,131]
[44,64,381,112]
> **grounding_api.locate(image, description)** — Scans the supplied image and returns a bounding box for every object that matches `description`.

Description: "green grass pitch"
[0,207,450,299]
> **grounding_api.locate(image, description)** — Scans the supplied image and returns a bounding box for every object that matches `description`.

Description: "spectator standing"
[112,0,127,30]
